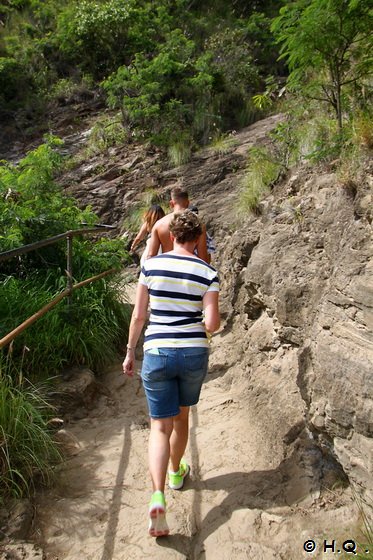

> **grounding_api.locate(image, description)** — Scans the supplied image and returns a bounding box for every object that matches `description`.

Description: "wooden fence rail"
[0,225,118,349]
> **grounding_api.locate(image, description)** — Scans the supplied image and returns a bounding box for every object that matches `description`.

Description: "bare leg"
[148,417,174,492]
[169,406,190,472]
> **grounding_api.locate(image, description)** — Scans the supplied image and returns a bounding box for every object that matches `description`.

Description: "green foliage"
[0,371,61,500]
[0,136,100,277]
[48,74,94,103]
[353,109,373,150]
[103,25,262,152]
[0,0,285,147]
[103,30,199,149]
[87,113,127,155]
[245,11,285,76]
[0,73,126,505]
[275,97,372,172]
[167,141,192,168]
[55,0,136,78]
[0,275,131,377]
[0,56,27,108]
[239,146,283,213]
[0,137,131,377]
[272,0,373,131]
[252,76,283,112]
[207,132,238,155]
[336,109,373,187]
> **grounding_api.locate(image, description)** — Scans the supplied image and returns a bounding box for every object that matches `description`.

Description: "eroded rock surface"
[216,164,373,507]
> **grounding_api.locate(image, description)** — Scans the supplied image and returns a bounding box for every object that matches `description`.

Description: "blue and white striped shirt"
[139,254,219,350]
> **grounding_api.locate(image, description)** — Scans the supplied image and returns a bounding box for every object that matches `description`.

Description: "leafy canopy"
[272,0,373,130]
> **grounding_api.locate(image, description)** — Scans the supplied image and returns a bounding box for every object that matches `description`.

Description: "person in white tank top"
[130,205,165,265]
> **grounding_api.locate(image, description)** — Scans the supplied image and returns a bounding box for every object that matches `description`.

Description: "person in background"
[189,205,216,264]
[123,210,220,537]
[147,186,209,263]
[130,205,165,266]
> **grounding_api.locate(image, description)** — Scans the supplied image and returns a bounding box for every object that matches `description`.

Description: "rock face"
[217,165,373,507]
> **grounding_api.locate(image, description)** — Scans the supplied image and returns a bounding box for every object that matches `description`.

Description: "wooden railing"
[0,225,118,349]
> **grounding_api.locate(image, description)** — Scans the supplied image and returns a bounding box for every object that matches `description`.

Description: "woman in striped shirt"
[123,210,220,537]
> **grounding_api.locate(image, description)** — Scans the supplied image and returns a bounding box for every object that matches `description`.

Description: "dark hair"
[169,210,202,243]
[170,186,189,203]
[143,204,165,232]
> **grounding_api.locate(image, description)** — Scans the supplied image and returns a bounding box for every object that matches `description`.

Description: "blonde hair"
[169,210,202,243]
[143,205,165,232]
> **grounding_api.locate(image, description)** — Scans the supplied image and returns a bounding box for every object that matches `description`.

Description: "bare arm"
[203,291,220,333]
[146,224,161,258]
[131,222,148,252]
[122,283,149,376]
[196,226,208,263]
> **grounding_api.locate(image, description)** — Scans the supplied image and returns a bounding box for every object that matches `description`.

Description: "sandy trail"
[32,114,360,558]
[33,280,356,560]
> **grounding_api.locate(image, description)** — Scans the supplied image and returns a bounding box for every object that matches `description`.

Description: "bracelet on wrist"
[126,345,135,351]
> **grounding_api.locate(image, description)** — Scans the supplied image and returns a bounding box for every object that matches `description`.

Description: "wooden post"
[66,235,73,310]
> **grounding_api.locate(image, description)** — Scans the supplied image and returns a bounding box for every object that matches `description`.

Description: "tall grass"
[239,101,372,215]
[0,274,131,378]
[208,133,238,155]
[357,505,373,560]
[239,147,283,213]
[87,113,127,155]
[337,110,373,188]
[168,141,192,167]
[340,493,373,560]
[0,372,62,501]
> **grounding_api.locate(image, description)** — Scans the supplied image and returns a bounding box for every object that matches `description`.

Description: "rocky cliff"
[217,163,372,508]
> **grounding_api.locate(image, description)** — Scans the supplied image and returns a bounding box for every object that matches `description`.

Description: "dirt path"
[30,114,362,559]
[32,281,357,560]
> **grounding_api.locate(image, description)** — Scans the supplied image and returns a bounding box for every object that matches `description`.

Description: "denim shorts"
[141,347,209,419]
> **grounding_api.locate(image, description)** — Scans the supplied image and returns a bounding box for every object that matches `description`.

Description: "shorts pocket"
[183,351,209,379]
[141,352,168,382]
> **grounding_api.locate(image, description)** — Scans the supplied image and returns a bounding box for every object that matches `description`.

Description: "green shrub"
[0,372,61,500]
[208,132,238,155]
[102,30,200,147]
[86,113,127,155]
[0,56,28,109]
[55,0,150,78]
[336,111,373,189]
[167,140,192,167]
[271,0,373,133]
[0,274,131,378]
[0,136,131,377]
[239,146,283,213]
[102,24,263,152]
[353,110,373,151]
[0,135,129,275]
[48,75,95,103]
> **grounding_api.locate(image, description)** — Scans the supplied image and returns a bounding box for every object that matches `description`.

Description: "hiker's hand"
[123,350,135,377]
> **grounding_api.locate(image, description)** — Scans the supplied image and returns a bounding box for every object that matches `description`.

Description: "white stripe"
[141,255,219,348]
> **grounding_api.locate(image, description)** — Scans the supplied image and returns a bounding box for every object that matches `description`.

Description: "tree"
[271,0,373,132]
